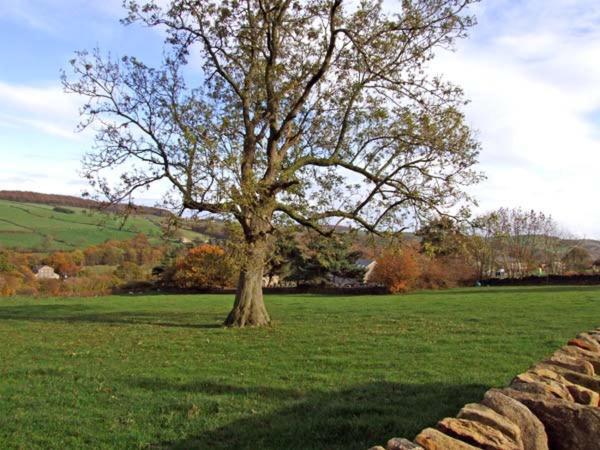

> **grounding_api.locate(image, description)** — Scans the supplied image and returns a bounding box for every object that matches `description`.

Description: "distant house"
[329,258,377,287]
[356,258,377,284]
[35,265,60,280]
[262,274,280,288]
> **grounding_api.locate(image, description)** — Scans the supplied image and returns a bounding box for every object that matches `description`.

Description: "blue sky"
[1,0,600,237]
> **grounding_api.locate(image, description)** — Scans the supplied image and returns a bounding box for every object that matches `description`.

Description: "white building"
[35,265,60,280]
[356,258,377,283]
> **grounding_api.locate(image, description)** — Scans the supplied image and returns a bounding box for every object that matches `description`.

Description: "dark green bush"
[52,206,75,214]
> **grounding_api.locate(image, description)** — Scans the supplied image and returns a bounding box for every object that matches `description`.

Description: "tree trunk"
[224,238,271,327]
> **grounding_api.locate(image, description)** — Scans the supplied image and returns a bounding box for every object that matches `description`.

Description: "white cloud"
[0,0,125,31]
[431,0,600,237]
[0,158,83,194]
[0,81,91,196]
[0,81,83,139]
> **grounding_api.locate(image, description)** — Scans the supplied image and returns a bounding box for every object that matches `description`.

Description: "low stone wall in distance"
[369,329,600,450]
[483,274,600,286]
[116,283,388,296]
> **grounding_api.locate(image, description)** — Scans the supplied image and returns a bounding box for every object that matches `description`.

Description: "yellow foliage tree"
[173,244,235,289]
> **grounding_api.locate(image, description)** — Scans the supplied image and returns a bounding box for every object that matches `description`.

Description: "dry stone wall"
[369,328,600,450]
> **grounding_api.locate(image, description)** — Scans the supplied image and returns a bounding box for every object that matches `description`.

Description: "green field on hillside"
[0,286,599,449]
[0,200,203,251]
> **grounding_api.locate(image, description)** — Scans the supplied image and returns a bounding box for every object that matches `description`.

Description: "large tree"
[64,0,481,327]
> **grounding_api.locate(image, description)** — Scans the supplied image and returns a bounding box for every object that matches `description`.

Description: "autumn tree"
[467,208,567,278]
[114,261,148,282]
[0,250,15,273]
[463,214,497,280]
[417,216,466,257]
[45,252,81,278]
[562,247,592,273]
[64,0,481,326]
[371,243,422,293]
[173,244,235,288]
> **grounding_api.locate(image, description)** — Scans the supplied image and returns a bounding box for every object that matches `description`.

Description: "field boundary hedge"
[483,274,600,286]
[115,282,388,296]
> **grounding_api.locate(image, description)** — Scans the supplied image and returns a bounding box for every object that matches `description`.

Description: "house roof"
[356,258,375,267]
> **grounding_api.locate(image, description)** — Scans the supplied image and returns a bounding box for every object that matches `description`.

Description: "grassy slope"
[0,200,204,251]
[0,286,599,449]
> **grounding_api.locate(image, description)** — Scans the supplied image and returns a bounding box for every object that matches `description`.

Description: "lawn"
[0,286,599,449]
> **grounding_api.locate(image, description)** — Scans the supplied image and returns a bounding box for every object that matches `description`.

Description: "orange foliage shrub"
[114,261,148,282]
[173,244,235,289]
[0,250,39,296]
[0,273,22,296]
[63,274,117,296]
[38,279,62,296]
[45,252,81,278]
[417,255,478,290]
[16,285,39,296]
[444,256,478,286]
[371,245,422,293]
[15,266,38,295]
[371,242,478,294]
[418,257,449,290]
[82,235,165,267]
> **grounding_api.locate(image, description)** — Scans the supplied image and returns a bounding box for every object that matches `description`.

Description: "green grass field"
[0,286,599,449]
[0,200,204,251]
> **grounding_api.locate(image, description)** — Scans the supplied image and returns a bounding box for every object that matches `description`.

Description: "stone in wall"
[501,388,600,450]
[527,365,599,406]
[385,438,424,450]
[542,353,595,375]
[436,417,521,450]
[537,362,600,393]
[414,428,481,449]
[481,389,548,450]
[456,403,523,446]
[558,345,600,372]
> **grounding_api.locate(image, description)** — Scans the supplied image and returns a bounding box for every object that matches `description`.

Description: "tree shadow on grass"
[134,378,488,450]
[0,304,222,329]
[131,377,306,401]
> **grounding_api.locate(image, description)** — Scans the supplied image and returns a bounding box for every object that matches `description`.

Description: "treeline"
[0,234,167,296]
[188,219,229,240]
[365,208,599,293]
[155,231,371,290]
[0,191,168,217]
[156,227,479,293]
[0,229,376,296]
[1,206,597,297]
[467,208,597,278]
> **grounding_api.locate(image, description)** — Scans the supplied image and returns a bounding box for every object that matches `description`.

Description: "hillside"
[571,239,600,260]
[0,190,168,217]
[0,199,206,252]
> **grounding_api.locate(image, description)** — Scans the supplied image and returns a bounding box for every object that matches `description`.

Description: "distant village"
[2,207,599,298]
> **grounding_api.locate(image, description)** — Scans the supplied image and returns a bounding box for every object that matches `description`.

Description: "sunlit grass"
[0,286,599,449]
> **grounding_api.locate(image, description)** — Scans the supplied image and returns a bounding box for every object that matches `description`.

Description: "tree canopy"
[64,0,481,326]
